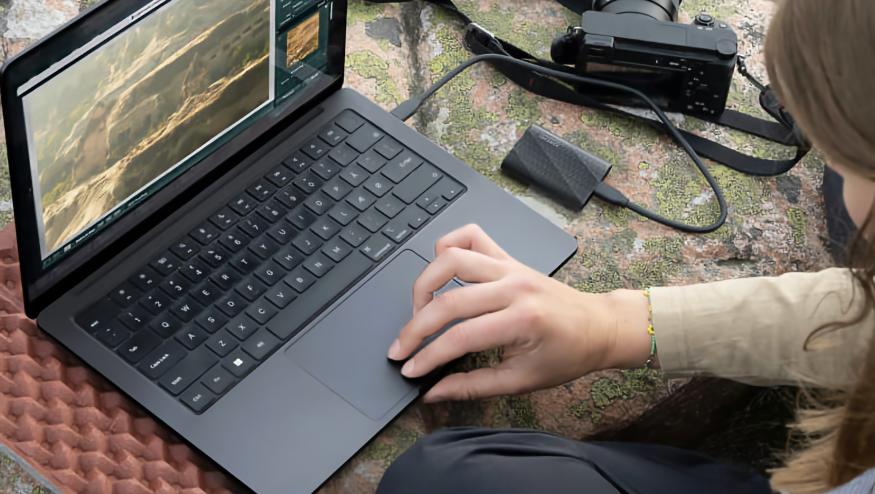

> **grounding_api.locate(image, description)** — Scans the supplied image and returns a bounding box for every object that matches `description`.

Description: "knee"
[377,428,475,494]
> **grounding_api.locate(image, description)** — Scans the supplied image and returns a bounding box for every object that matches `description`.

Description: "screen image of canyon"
[285,11,320,68]
[25,0,271,254]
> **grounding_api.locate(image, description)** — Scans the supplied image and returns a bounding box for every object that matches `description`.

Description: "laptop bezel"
[0,0,348,317]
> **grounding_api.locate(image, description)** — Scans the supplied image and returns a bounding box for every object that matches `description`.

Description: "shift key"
[392,164,442,204]
[158,347,218,396]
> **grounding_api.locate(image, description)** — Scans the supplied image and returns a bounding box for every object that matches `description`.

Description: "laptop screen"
[18,0,334,268]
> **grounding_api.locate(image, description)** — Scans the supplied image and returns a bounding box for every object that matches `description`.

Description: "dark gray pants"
[377,427,773,494]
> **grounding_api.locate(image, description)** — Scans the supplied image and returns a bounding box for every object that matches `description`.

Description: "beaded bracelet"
[642,288,657,369]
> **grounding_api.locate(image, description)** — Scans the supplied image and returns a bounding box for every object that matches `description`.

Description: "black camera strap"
[370,0,810,176]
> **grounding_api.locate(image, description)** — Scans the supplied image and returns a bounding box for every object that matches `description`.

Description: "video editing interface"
[20,0,333,268]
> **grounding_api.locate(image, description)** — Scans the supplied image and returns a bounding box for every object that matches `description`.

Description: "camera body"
[552,7,738,118]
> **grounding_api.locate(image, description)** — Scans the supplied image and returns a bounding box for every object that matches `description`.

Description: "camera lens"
[591,0,681,22]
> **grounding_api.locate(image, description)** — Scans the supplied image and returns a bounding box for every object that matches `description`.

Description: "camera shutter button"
[694,13,715,27]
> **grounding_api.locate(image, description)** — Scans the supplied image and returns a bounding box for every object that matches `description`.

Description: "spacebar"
[267,251,373,341]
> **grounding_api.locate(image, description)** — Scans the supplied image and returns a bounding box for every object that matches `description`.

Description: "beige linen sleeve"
[649,268,874,388]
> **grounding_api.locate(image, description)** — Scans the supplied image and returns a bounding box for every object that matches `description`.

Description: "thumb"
[422,367,524,403]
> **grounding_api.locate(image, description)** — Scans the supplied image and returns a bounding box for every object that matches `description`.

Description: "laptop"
[0,0,577,491]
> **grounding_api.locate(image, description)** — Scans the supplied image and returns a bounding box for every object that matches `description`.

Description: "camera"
[551,0,738,118]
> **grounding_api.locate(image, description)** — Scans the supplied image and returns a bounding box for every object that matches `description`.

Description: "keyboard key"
[200,245,231,268]
[223,350,256,378]
[181,260,209,283]
[191,281,222,306]
[382,219,414,243]
[246,300,278,325]
[346,124,384,152]
[356,150,386,173]
[257,200,288,223]
[327,143,358,166]
[236,278,267,301]
[375,195,405,218]
[324,178,353,201]
[374,137,403,159]
[211,265,242,290]
[394,164,443,204]
[247,180,276,202]
[303,254,334,278]
[196,311,228,334]
[287,205,318,230]
[292,230,322,255]
[255,261,284,286]
[293,171,322,194]
[284,152,311,173]
[217,291,247,317]
[284,267,316,293]
[239,215,270,238]
[335,110,365,132]
[302,138,329,160]
[190,223,219,245]
[405,206,429,229]
[109,282,140,307]
[347,189,376,212]
[266,284,296,308]
[119,306,150,330]
[140,291,172,315]
[265,164,294,187]
[340,224,369,247]
[171,239,198,260]
[229,193,256,215]
[417,181,445,208]
[130,268,160,292]
[219,232,247,253]
[171,297,204,324]
[201,365,236,395]
[426,198,447,214]
[268,251,372,340]
[96,325,130,348]
[358,208,389,233]
[382,151,422,183]
[149,252,180,276]
[437,178,464,200]
[160,347,216,396]
[340,164,368,186]
[310,217,340,241]
[364,175,392,197]
[242,328,281,361]
[304,192,333,215]
[160,272,193,297]
[319,124,347,146]
[209,207,238,230]
[267,222,295,244]
[117,330,161,364]
[175,327,209,350]
[274,245,304,270]
[226,314,259,341]
[249,236,279,259]
[361,236,394,262]
[275,187,303,209]
[312,159,340,180]
[328,202,358,226]
[323,239,352,262]
[180,384,215,413]
[151,314,182,338]
[139,341,187,379]
[232,253,258,273]
[206,330,238,356]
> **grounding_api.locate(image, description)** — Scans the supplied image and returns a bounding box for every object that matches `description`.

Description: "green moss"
[347,0,388,26]
[680,0,735,23]
[455,0,564,59]
[506,89,542,126]
[787,207,806,247]
[627,236,684,287]
[589,370,664,409]
[573,248,624,293]
[500,395,541,429]
[569,400,603,424]
[620,368,663,394]
[345,50,403,106]
[361,428,422,468]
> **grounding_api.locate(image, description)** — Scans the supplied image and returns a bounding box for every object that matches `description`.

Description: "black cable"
[391,53,728,234]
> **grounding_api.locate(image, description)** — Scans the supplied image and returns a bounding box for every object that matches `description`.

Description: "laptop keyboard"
[74,110,465,414]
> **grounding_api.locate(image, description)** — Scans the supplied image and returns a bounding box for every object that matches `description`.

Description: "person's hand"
[387,224,653,403]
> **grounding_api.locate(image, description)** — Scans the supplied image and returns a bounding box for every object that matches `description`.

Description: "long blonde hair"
[765,1,875,492]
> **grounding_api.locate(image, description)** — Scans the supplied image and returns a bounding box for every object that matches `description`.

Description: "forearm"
[648,268,873,388]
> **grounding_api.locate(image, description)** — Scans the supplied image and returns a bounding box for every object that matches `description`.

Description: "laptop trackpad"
[287,250,457,420]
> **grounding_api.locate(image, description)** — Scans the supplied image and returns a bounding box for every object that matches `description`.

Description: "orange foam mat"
[0,225,245,494]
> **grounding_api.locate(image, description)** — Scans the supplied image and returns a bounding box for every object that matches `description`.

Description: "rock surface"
[0,0,831,492]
